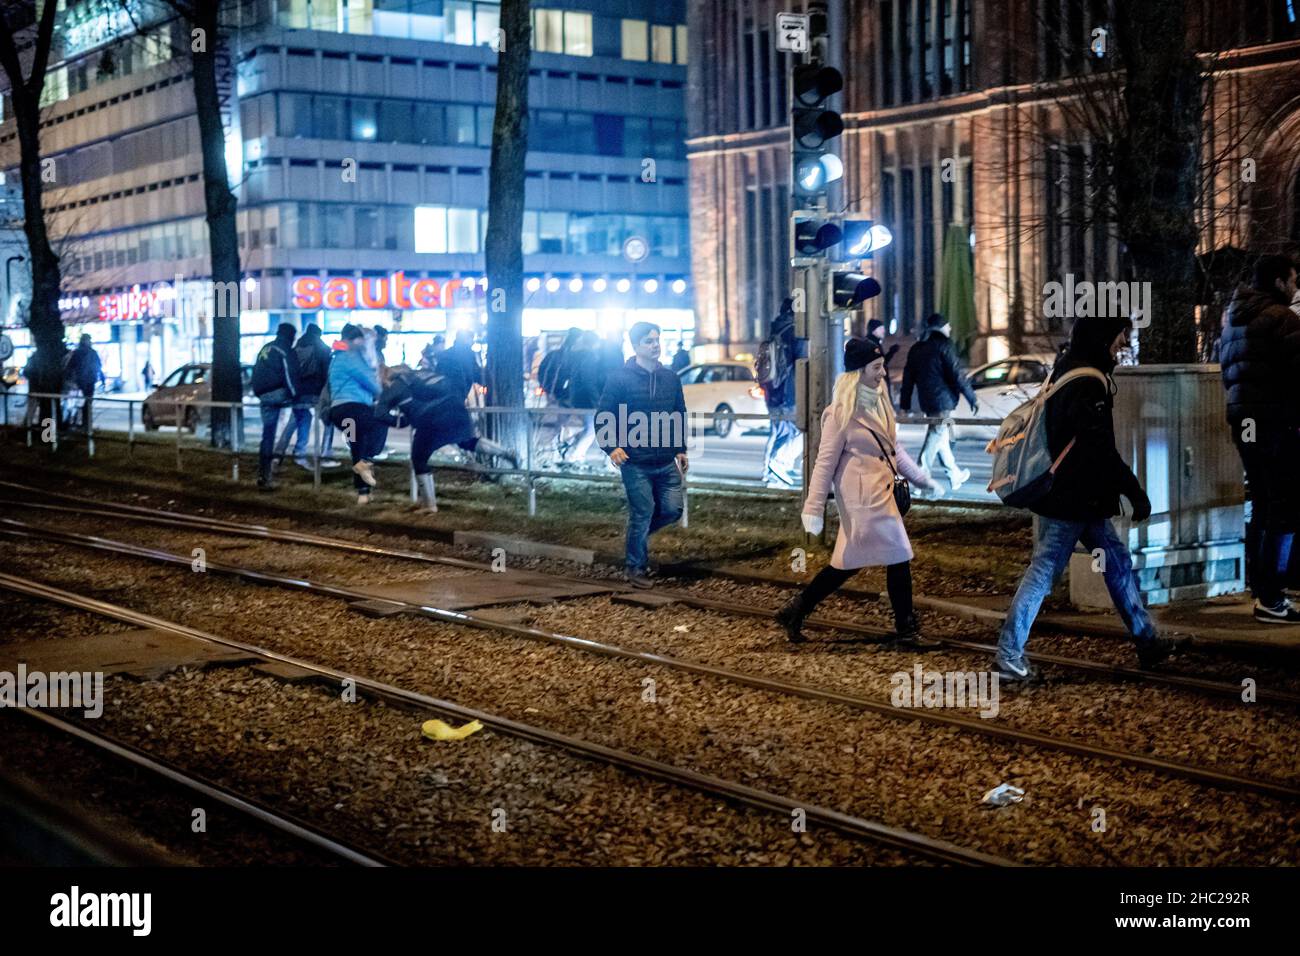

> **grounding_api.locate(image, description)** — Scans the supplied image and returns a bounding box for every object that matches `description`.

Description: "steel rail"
[4,519,1298,804]
[3,489,1294,708]
[6,708,392,867]
[0,568,1011,867]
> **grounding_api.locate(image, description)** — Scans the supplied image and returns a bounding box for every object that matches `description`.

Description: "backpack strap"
[1041,366,1108,400]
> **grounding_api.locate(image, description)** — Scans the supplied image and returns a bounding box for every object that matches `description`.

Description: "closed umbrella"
[939,223,976,357]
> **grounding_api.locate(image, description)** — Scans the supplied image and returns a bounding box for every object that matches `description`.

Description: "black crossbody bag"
[865,427,911,518]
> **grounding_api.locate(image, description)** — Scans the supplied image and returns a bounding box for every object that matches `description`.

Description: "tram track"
[3,517,1298,804]
[0,570,1011,867]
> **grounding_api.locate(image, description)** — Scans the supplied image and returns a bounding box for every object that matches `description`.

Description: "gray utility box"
[1069,364,1245,608]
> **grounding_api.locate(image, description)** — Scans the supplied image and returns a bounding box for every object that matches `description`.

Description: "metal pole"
[313,404,322,491]
[526,407,537,517]
[86,394,94,458]
[175,401,182,471]
[127,400,135,456]
[409,459,418,503]
[231,403,240,482]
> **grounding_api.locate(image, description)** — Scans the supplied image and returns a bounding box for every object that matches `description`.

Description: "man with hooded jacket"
[994,315,1181,680]
[1220,254,1300,623]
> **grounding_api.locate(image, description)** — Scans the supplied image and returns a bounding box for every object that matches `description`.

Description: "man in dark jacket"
[900,313,978,491]
[251,323,300,491]
[275,322,332,470]
[762,299,803,487]
[994,315,1180,680]
[442,329,483,398]
[597,321,688,588]
[1220,254,1300,622]
[63,334,104,428]
[562,331,604,464]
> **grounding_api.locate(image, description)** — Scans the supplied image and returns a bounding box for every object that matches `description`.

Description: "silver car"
[142,363,253,431]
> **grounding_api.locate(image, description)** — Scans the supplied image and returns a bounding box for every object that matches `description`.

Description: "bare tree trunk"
[188,0,242,446]
[1113,0,1201,363]
[0,1,63,406]
[483,0,530,455]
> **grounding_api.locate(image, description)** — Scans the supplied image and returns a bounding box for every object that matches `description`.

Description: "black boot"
[774,595,807,643]
[475,438,520,470]
[893,613,940,650]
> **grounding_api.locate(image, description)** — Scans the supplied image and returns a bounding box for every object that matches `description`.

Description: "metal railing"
[0,389,1006,515]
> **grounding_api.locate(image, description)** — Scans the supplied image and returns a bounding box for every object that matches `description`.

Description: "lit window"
[414,206,448,254]
[622,19,648,60]
[448,208,479,253]
[533,9,564,53]
[651,24,673,63]
[675,25,688,64]
[563,11,593,56]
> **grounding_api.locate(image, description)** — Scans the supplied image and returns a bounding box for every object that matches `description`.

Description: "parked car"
[952,353,1058,440]
[142,363,254,431]
[677,361,768,438]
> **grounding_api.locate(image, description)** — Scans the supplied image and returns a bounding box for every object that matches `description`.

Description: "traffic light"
[832,216,894,261]
[791,63,844,199]
[792,215,843,257]
[830,272,882,309]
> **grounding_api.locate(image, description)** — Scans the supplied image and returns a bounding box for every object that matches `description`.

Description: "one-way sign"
[776,12,809,53]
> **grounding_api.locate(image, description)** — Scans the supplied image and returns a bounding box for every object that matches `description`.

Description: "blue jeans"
[764,413,800,484]
[274,404,314,459]
[620,459,684,573]
[997,516,1156,665]
[258,401,288,480]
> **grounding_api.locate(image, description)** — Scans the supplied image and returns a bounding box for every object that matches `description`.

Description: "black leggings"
[799,561,913,623]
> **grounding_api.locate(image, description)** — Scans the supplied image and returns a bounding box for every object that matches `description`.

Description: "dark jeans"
[619,459,684,573]
[411,429,478,475]
[997,516,1155,665]
[1233,421,1300,606]
[797,562,914,625]
[258,401,288,480]
[330,402,384,492]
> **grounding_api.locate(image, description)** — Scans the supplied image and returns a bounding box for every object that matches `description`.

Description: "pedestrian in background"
[251,323,300,492]
[597,322,688,589]
[757,298,802,488]
[900,312,978,492]
[777,337,942,647]
[866,318,900,395]
[142,360,155,391]
[562,331,604,466]
[64,334,104,428]
[670,342,691,373]
[994,316,1181,680]
[328,324,383,505]
[1220,254,1300,622]
[274,322,331,471]
[442,328,484,396]
[420,334,446,370]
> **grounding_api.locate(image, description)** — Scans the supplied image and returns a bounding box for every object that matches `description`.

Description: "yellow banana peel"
[421,718,484,741]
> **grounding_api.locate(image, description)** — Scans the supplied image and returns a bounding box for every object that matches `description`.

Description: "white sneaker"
[294,457,312,471]
[352,461,377,487]
[320,459,342,469]
[950,467,971,491]
[373,450,391,462]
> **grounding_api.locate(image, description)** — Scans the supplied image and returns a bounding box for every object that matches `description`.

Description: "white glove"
[801,512,824,535]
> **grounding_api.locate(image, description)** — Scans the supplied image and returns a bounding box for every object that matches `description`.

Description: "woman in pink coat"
[776,337,942,646]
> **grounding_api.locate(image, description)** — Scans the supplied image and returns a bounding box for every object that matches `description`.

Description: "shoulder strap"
[863,424,901,480]
[1042,367,1107,400]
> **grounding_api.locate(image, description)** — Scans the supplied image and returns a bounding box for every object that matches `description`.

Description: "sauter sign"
[291,273,481,310]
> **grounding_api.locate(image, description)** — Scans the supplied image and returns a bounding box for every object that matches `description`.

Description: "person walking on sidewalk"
[900,312,978,492]
[63,334,104,429]
[758,298,803,488]
[251,323,300,491]
[1220,253,1300,623]
[327,324,384,505]
[274,322,331,471]
[994,316,1183,681]
[776,337,943,647]
[597,322,689,589]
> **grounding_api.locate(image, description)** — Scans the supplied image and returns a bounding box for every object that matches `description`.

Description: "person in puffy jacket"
[377,359,519,511]
[776,337,942,647]
[274,322,333,471]
[327,324,383,503]
[994,315,1182,681]
[900,313,978,491]
[1219,254,1300,622]
[252,323,300,491]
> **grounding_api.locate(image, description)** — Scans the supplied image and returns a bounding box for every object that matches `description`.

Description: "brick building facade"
[687,0,1300,363]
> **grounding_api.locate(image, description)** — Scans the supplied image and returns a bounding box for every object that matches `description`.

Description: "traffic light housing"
[792,215,843,257]
[832,216,894,261]
[830,272,882,309]
[791,64,844,199]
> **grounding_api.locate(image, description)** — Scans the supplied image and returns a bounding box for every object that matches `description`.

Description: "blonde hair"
[829,369,894,432]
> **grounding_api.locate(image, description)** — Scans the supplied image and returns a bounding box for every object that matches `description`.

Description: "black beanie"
[844,337,884,372]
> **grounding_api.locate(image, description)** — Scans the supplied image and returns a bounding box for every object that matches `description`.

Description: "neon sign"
[291,273,482,310]
[98,285,160,322]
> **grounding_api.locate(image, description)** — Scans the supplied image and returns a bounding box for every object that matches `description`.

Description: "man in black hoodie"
[274,322,332,470]
[251,323,300,491]
[1220,254,1300,623]
[994,315,1181,679]
[597,321,688,588]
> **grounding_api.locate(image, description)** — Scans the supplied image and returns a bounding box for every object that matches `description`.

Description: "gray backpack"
[985,367,1107,507]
